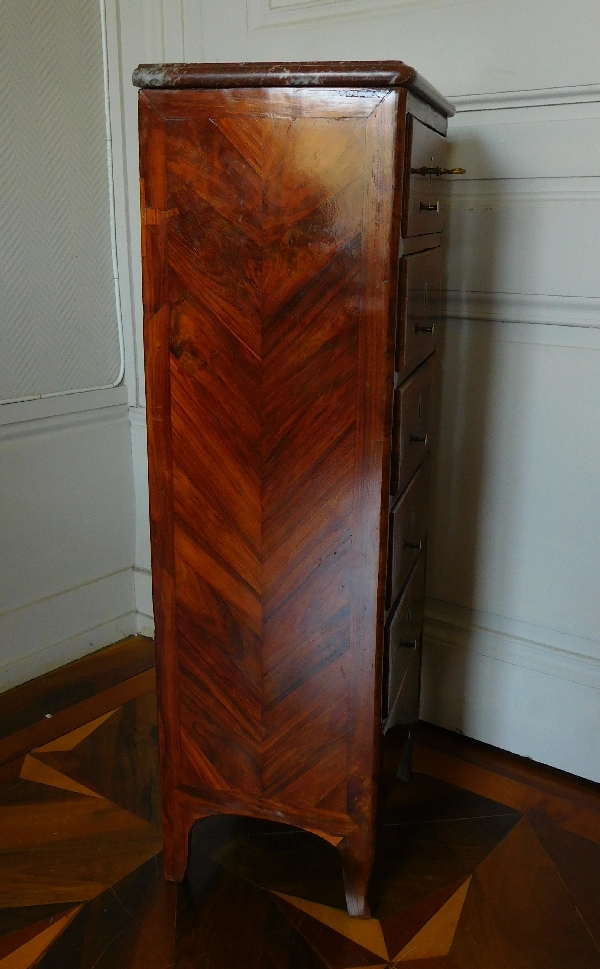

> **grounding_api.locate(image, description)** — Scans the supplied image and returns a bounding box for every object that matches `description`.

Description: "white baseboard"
[422,598,600,783]
[0,568,137,693]
[0,614,139,696]
[0,385,128,427]
[134,567,155,638]
[445,291,600,330]
[0,567,138,693]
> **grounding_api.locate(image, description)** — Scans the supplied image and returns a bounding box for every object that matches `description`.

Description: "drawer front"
[387,455,431,607]
[403,116,448,237]
[383,555,425,728]
[397,246,442,373]
[391,356,434,496]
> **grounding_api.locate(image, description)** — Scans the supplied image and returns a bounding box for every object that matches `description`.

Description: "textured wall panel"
[0,0,122,402]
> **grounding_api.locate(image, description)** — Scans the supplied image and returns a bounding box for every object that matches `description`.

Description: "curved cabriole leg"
[162,815,191,882]
[163,829,189,882]
[337,830,374,918]
[162,802,214,882]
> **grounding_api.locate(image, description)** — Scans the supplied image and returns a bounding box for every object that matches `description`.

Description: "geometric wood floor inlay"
[19,754,103,799]
[1,649,599,969]
[273,892,390,960]
[35,710,117,753]
[0,906,83,969]
[34,711,118,752]
[268,813,600,968]
[0,695,161,914]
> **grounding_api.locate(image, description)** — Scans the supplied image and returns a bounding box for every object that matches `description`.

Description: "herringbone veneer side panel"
[156,101,370,820]
[258,118,365,809]
[167,118,263,796]
[261,266,362,806]
[260,118,365,317]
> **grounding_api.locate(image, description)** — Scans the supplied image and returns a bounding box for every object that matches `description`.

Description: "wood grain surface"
[132,62,456,120]
[139,85,404,915]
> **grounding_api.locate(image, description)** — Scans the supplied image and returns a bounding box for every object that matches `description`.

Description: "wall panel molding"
[424,597,600,691]
[451,84,600,113]
[0,403,129,443]
[448,178,600,202]
[181,0,205,59]
[445,292,600,330]
[248,0,480,30]
[0,385,128,428]
[142,0,185,60]
[0,397,135,613]
[421,597,600,782]
[0,0,125,404]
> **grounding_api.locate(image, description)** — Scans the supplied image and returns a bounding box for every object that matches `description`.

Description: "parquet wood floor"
[0,637,599,967]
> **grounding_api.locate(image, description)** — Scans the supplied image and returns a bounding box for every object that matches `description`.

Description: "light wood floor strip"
[413,743,600,847]
[0,670,155,768]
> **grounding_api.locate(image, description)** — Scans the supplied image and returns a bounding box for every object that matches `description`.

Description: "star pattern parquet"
[1,649,599,967]
[0,688,166,968]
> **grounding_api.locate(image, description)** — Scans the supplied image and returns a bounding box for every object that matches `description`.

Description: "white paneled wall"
[0,0,123,403]
[421,88,600,779]
[103,0,600,778]
[0,389,136,691]
[0,0,137,691]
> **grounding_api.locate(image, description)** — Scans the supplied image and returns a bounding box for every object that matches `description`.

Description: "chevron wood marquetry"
[168,113,364,811]
[136,62,456,918]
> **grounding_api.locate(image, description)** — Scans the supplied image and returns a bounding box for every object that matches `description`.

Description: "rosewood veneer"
[134,61,456,917]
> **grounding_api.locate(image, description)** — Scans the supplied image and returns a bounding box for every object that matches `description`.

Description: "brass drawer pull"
[410,434,428,445]
[411,167,467,176]
[419,201,439,212]
[416,323,435,334]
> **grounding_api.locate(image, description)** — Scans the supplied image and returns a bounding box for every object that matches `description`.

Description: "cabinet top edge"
[132,62,455,117]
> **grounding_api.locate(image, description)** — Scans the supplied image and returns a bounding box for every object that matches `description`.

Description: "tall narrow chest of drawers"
[134,61,455,918]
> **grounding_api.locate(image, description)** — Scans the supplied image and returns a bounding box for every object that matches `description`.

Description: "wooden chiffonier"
[133,61,457,918]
